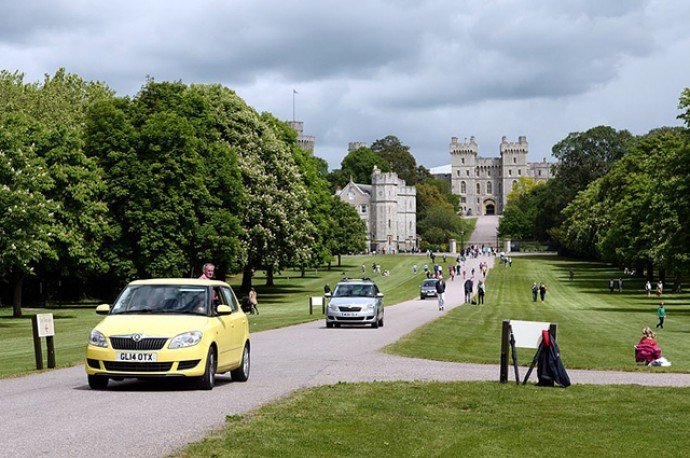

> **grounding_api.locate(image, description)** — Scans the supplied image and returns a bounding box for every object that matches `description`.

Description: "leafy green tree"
[325,197,368,266]
[338,147,390,185]
[0,115,57,317]
[371,135,418,184]
[417,206,465,246]
[0,70,113,312]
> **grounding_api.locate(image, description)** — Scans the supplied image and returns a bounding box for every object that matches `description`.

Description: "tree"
[370,135,418,184]
[338,147,390,185]
[325,197,368,266]
[0,70,113,311]
[0,114,56,317]
[417,206,465,246]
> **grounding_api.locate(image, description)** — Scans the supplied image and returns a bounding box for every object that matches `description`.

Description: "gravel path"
[2,221,688,457]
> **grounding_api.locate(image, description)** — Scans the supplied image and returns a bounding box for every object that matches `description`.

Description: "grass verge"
[173,381,690,458]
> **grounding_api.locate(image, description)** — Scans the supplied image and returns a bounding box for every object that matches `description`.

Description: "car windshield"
[333,284,375,297]
[110,285,209,316]
[423,280,438,287]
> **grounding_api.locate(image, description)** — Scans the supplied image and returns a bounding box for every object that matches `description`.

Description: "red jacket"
[635,338,661,364]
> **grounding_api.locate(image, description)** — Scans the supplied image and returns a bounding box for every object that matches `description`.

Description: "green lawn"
[386,255,689,372]
[174,381,690,458]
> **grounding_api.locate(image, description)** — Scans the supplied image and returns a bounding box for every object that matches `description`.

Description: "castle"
[336,165,417,253]
[446,135,553,216]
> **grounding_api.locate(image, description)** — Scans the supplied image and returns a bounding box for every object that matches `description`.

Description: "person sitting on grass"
[635,327,661,365]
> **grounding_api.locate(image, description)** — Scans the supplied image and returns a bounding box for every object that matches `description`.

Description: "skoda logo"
[132,334,143,342]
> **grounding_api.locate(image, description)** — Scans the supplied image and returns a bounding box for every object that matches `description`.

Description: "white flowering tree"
[0,117,56,317]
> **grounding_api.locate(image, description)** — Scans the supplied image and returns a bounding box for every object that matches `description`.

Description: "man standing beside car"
[435,274,446,311]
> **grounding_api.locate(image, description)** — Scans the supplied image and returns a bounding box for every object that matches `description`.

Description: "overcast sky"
[2,0,689,170]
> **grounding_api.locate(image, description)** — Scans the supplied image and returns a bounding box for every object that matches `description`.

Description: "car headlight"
[366,303,375,309]
[89,330,108,348]
[169,331,202,349]
[329,302,339,310]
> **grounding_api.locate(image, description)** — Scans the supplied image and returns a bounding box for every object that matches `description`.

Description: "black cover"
[537,334,571,388]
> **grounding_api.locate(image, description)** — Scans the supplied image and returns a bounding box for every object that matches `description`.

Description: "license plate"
[341,312,358,317]
[116,352,157,362]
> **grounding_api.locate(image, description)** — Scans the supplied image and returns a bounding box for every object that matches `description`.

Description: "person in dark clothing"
[464,278,473,304]
[531,282,538,302]
[539,282,547,301]
[477,280,485,304]
[435,274,446,311]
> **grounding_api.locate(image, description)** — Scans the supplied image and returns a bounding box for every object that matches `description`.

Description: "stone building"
[337,166,417,252]
[447,135,553,216]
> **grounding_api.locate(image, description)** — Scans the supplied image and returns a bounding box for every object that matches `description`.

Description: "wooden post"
[46,335,56,369]
[31,315,44,370]
[499,320,510,383]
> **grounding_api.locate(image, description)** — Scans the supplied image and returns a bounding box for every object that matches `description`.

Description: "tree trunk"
[240,265,254,294]
[300,264,306,278]
[327,260,332,271]
[645,261,654,282]
[337,254,342,267]
[12,271,24,318]
[266,265,275,287]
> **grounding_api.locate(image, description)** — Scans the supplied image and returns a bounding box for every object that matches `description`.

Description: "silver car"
[325,278,384,329]
[420,278,439,299]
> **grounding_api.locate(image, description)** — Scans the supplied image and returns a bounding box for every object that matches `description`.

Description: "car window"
[110,285,208,315]
[220,286,239,312]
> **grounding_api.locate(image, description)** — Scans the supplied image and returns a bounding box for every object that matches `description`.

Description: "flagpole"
[292,89,296,122]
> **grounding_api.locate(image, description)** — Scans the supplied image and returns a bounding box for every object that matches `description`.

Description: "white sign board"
[310,296,324,306]
[510,320,550,349]
[37,313,55,337]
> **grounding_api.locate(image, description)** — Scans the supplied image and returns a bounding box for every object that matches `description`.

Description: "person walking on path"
[645,281,652,296]
[477,280,485,305]
[464,278,473,304]
[532,282,538,302]
[435,274,446,311]
[656,301,666,329]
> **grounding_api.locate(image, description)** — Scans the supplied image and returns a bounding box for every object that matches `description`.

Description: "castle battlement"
[450,136,478,154]
[499,135,528,154]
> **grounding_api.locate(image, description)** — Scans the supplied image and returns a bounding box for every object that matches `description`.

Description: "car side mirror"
[96,304,110,315]
[217,304,233,315]
[376,293,384,298]
[325,293,332,297]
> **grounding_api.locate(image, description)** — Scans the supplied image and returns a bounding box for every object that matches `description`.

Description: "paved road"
[2,222,689,457]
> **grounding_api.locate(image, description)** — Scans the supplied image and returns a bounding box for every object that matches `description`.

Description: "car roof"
[127,278,231,287]
[336,277,376,285]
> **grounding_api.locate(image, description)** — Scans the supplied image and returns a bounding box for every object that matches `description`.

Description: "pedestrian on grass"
[531,282,538,302]
[539,282,547,301]
[656,302,666,329]
[478,280,485,305]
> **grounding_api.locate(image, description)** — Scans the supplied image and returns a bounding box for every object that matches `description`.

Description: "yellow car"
[85,278,250,390]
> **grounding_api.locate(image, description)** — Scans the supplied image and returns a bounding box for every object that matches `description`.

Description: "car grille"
[336,316,375,321]
[110,336,168,350]
[103,362,173,372]
[338,306,362,312]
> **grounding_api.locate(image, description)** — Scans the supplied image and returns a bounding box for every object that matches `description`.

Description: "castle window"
[476,183,481,194]
[466,170,470,176]
[476,168,480,177]
[487,170,491,177]
[348,191,355,200]
[360,205,367,214]
[460,181,466,193]
[498,182,502,193]
[456,170,460,177]
[487,181,492,194]
[539,170,542,176]
[513,157,517,164]
[462,158,465,164]
[509,169,512,176]
[518,169,522,176]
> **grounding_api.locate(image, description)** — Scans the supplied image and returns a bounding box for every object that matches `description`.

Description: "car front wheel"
[230,343,250,382]
[196,347,216,390]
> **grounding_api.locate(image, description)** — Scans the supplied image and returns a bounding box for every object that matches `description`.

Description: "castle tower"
[371,166,402,252]
[450,136,479,216]
[288,121,316,151]
[499,135,528,212]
